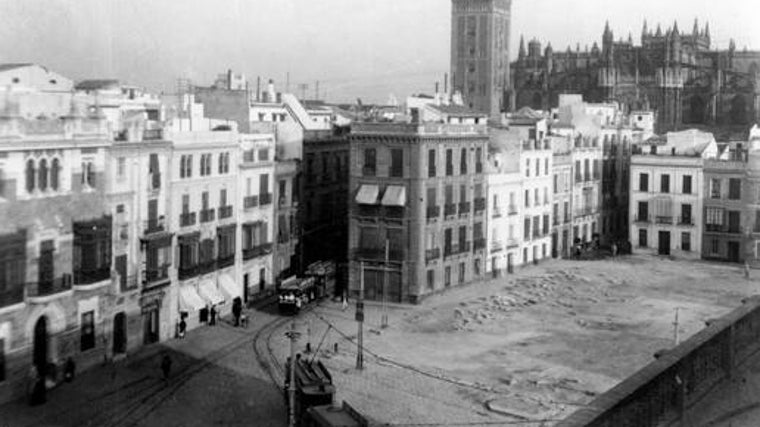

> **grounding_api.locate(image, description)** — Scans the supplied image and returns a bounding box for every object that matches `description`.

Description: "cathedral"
[511,20,760,133]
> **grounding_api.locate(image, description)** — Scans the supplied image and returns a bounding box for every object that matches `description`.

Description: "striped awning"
[355,185,380,205]
[381,186,407,207]
[179,286,206,312]
[199,280,225,306]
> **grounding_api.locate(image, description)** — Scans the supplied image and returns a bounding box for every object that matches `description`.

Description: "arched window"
[26,159,35,193]
[50,158,60,190]
[38,159,48,191]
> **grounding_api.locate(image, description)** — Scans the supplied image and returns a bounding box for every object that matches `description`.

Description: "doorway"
[728,241,741,262]
[143,308,159,345]
[551,232,558,258]
[113,312,126,354]
[33,316,48,374]
[658,231,671,255]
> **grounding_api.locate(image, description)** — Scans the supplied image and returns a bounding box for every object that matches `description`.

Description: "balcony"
[425,248,441,263]
[506,239,520,248]
[460,241,471,253]
[218,205,233,219]
[458,201,471,216]
[678,217,693,226]
[445,165,453,176]
[727,226,741,235]
[428,167,436,178]
[385,206,405,219]
[74,267,111,285]
[178,265,199,281]
[444,203,457,217]
[143,129,163,140]
[198,258,217,275]
[553,218,560,226]
[144,217,166,234]
[655,216,673,225]
[474,198,486,213]
[444,244,457,258]
[243,243,273,260]
[492,206,502,218]
[473,238,486,251]
[0,286,24,307]
[144,264,170,285]
[200,209,216,223]
[705,224,724,232]
[244,195,259,209]
[352,247,385,261]
[217,254,235,269]
[27,275,72,298]
[635,214,650,223]
[475,162,483,173]
[358,205,380,218]
[362,166,376,177]
[180,212,196,227]
[508,205,518,215]
[490,241,503,253]
[260,193,273,206]
[426,206,440,221]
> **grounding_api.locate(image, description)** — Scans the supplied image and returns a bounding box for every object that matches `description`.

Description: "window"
[218,152,230,174]
[80,310,95,351]
[390,149,403,177]
[543,187,548,205]
[217,226,236,261]
[460,148,467,175]
[444,266,451,287]
[637,201,649,222]
[542,215,549,235]
[260,173,269,196]
[117,157,126,178]
[220,188,227,208]
[705,207,725,230]
[660,174,670,193]
[545,158,549,176]
[535,158,540,176]
[553,174,558,193]
[524,190,529,207]
[38,159,48,191]
[258,148,269,161]
[711,239,719,254]
[181,155,193,178]
[682,175,692,194]
[524,218,530,240]
[681,204,692,225]
[638,229,648,247]
[711,178,721,199]
[728,211,741,233]
[446,149,453,176]
[25,159,35,193]
[475,147,482,173]
[639,173,649,192]
[729,178,741,200]
[534,188,539,206]
[583,159,590,181]
[428,149,436,177]
[427,270,435,290]
[474,258,481,275]
[526,159,531,177]
[444,228,452,256]
[682,232,691,252]
[38,240,55,289]
[574,160,581,182]
[182,194,190,214]
[73,218,112,284]
[363,148,376,176]
[458,226,466,253]
[50,158,60,190]
[200,154,212,176]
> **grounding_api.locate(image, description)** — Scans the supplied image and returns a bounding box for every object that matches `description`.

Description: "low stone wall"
[557,296,760,427]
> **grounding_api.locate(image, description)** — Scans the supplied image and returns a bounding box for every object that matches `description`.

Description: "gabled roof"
[0,63,35,72]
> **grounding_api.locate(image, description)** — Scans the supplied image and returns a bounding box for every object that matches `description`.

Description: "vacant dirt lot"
[272,255,758,426]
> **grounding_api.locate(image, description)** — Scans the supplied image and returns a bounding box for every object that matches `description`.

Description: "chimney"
[267,79,276,103]
[444,73,449,94]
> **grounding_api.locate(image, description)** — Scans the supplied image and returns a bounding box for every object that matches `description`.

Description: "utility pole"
[356,262,364,370]
[285,319,300,427]
[673,307,681,346]
[382,239,389,328]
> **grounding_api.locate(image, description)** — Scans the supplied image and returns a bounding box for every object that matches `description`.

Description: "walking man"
[209,305,216,326]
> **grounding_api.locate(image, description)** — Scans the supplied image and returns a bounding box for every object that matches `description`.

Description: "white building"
[630,130,718,257]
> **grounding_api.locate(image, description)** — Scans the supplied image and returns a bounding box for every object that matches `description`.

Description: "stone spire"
[519,35,526,59]
[655,23,662,37]
[692,18,699,36]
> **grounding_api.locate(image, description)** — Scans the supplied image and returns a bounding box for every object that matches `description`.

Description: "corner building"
[348,111,489,303]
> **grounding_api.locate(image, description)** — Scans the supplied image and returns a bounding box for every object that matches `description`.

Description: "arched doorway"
[731,95,748,125]
[33,316,48,374]
[113,312,126,354]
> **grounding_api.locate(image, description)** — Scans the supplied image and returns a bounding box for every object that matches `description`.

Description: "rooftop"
[0,63,34,73]
[427,103,485,118]
[75,79,121,91]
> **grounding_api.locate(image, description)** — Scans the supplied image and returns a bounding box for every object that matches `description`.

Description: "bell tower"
[451,0,512,119]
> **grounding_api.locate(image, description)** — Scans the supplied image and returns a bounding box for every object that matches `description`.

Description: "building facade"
[450,0,512,118]
[486,130,522,275]
[348,112,489,303]
[630,130,717,257]
[0,111,116,404]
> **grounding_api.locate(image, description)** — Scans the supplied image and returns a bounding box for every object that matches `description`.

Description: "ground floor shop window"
[81,311,95,351]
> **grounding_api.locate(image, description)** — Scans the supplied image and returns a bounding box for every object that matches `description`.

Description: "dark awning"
[140,232,173,248]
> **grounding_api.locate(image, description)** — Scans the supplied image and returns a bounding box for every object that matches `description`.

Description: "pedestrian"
[209,305,216,326]
[232,298,242,327]
[161,354,172,383]
[611,242,618,258]
[179,317,187,339]
[341,292,348,311]
[745,261,751,280]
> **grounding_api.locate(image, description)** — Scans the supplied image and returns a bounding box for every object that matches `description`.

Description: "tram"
[304,261,336,299]
[278,275,317,314]
[303,401,369,427]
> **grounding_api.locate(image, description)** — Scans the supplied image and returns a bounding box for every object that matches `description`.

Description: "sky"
[1,0,758,104]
